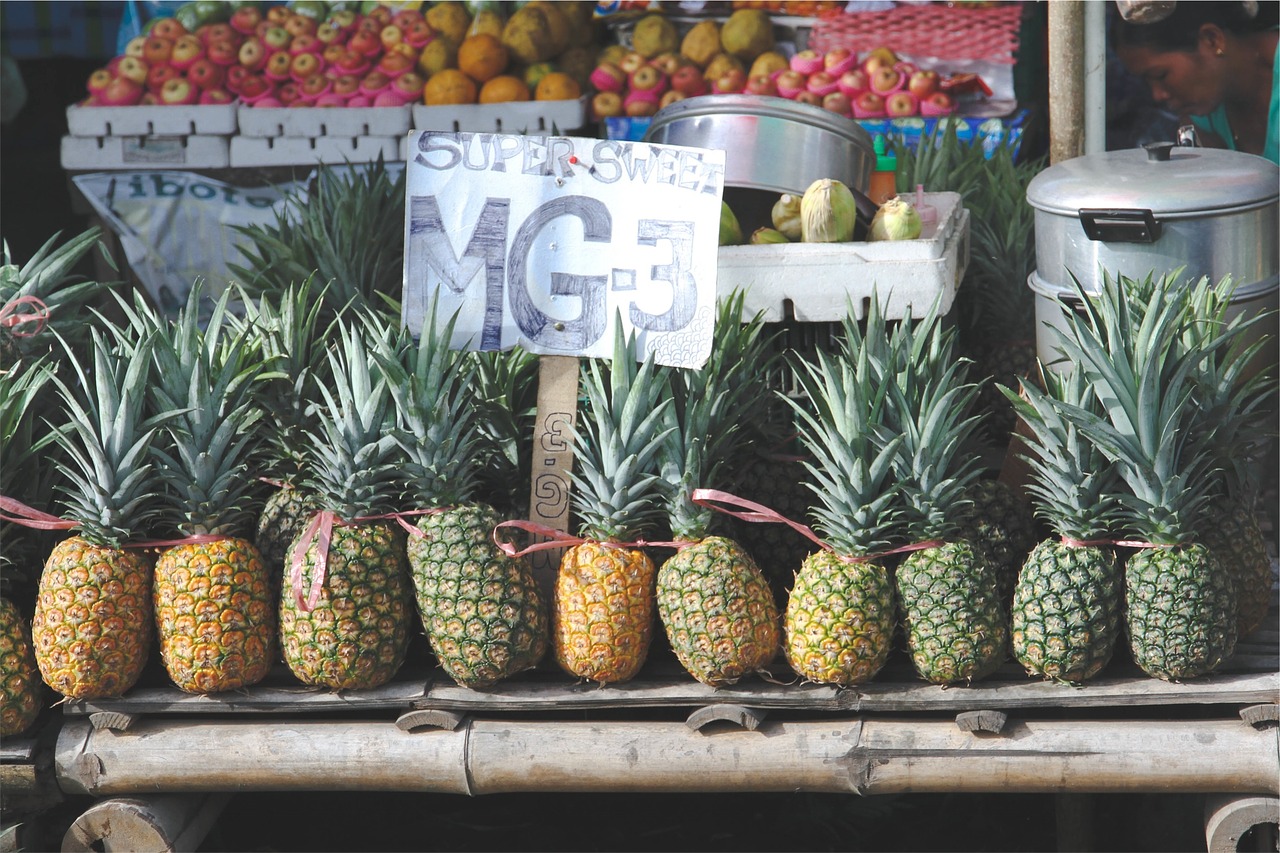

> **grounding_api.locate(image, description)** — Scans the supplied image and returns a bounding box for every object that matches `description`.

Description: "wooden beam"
[61,794,229,853]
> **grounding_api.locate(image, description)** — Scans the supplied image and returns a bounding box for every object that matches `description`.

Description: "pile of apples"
[761,47,956,119]
[81,4,434,109]
[588,50,728,120]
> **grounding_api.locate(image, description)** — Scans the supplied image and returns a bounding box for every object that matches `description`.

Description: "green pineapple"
[31,329,164,699]
[1002,365,1126,683]
[1047,272,1244,680]
[140,286,275,694]
[553,324,671,684]
[654,294,781,687]
[880,301,1007,685]
[0,596,42,737]
[955,478,1038,607]
[782,335,903,686]
[278,319,413,690]
[372,303,546,689]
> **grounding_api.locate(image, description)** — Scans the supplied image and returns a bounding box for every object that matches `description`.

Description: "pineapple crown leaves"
[1000,365,1124,540]
[786,346,904,556]
[229,156,406,320]
[229,277,340,478]
[570,321,674,542]
[0,355,58,496]
[469,345,539,512]
[299,319,402,520]
[655,291,781,540]
[368,297,482,509]
[1044,271,1232,543]
[45,328,170,548]
[141,284,267,537]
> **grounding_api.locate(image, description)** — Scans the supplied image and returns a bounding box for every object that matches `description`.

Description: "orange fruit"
[534,71,581,101]
[423,68,477,105]
[479,74,531,104]
[456,32,508,83]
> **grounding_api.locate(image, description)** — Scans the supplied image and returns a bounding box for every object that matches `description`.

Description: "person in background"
[1115,0,1279,164]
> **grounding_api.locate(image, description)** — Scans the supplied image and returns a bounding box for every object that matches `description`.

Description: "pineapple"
[782,340,904,686]
[1002,365,1126,683]
[654,294,780,686]
[955,478,1038,607]
[876,300,1007,685]
[553,326,671,684]
[469,346,540,518]
[31,330,162,700]
[372,303,546,689]
[278,319,412,690]
[1047,272,1245,680]
[0,596,42,736]
[140,287,275,694]
[0,356,59,594]
[724,451,816,603]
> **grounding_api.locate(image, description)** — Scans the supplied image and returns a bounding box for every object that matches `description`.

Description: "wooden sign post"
[526,354,579,593]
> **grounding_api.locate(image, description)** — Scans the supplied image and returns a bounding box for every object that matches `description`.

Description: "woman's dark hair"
[1115,1,1279,52]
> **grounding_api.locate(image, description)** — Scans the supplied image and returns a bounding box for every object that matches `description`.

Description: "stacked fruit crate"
[60,103,236,170]
[232,103,408,167]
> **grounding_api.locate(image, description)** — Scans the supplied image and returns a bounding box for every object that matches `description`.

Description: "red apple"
[379,24,404,51]
[359,70,392,96]
[142,36,174,66]
[284,14,317,38]
[624,92,659,117]
[115,55,149,85]
[138,91,159,105]
[262,26,292,52]
[659,89,686,109]
[853,90,886,117]
[149,17,186,41]
[300,73,332,98]
[668,64,706,97]
[277,81,303,105]
[591,90,624,119]
[628,64,667,95]
[199,87,234,104]
[807,70,838,96]
[158,76,198,105]
[264,51,293,81]
[332,74,361,97]
[590,62,626,94]
[794,90,822,107]
[894,60,918,78]
[837,68,869,97]
[862,50,897,76]
[920,90,955,116]
[391,8,422,29]
[124,35,147,58]
[712,68,746,95]
[237,73,274,102]
[376,51,415,78]
[365,4,391,26]
[790,49,822,75]
[823,47,856,76]
[908,69,940,98]
[198,23,237,47]
[869,66,902,94]
[290,33,322,56]
[98,75,143,106]
[146,63,181,92]
[238,37,269,70]
[85,67,114,96]
[321,42,346,65]
[822,91,852,115]
[335,50,371,76]
[884,90,919,117]
[289,52,323,82]
[403,19,434,49]
[392,70,425,100]
[775,69,807,99]
[170,34,205,69]
[316,21,342,44]
[206,39,239,66]
[618,51,647,75]
[229,5,263,35]
[266,6,290,24]
[187,57,225,90]
[744,73,777,96]
[348,28,382,57]
[649,52,682,76]
[224,64,250,93]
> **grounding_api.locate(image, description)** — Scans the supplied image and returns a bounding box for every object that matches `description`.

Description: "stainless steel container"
[1025,142,1279,369]
[642,94,876,196]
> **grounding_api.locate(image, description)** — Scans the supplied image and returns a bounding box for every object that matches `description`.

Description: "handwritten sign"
[402,132,725,369]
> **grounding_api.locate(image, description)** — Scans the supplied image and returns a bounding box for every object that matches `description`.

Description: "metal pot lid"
[1026,144,1279,217]
[646,93,874,148]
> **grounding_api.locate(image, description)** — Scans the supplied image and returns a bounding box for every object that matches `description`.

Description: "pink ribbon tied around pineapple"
[0,296,50,339]
[490,520,694,558]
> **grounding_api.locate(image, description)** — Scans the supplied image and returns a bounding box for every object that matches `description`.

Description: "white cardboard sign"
[402,132,725,369]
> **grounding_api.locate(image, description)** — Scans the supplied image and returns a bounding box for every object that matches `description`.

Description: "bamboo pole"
[55,716,1279,798]
[1048,0,1086,164]
[61,794,229,853]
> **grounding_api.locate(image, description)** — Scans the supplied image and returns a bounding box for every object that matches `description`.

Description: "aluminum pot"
[642,94,876,196]
[1025,141,1279,370]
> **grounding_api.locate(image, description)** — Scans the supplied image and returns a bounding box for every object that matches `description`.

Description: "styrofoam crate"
[411,96,588,134]
[228,134,400,167]
[716,192,970,322]
[65,104,238,138]
[236,105,412,139]
[60,134,231,170]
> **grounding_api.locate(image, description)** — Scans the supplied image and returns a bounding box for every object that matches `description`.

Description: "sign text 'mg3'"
[412,134,725,195]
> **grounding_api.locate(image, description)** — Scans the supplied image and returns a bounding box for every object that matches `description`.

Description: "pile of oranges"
[426,31,581,106]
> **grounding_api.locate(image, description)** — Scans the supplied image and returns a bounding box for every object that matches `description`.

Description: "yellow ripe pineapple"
[31,330,162,700]
[553,326,671,684]
[0,596,42,736]
[139,286,275,694]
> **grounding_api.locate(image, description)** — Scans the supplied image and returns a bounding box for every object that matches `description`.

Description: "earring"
[1216,47,1225,55]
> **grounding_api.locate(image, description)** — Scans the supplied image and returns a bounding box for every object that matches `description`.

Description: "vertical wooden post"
[1048,0,1087,164]
[526,355,580,599]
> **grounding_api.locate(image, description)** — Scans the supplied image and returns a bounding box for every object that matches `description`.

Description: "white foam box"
[61,134,231,170]
[411,96,588,134]
[236,105,412,139]
[716,192,970,322]
[228,134,400,167]
[65,104,238,138]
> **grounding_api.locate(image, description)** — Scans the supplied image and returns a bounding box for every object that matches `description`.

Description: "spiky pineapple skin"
[407,504,547,689]
[724,456,816,603]
[1125,543,1237,681]
[656,536,779,686]
[1011,540,1121,683]
[957,479,1038,607]
[254,485,321,583]
[31,537,153,699]
[896,541,1009,685]
[784,550,895,686]
[554,542,655,684]
[279,521,412,690]
[0,596,42,736]
[154,537,275,694]
[1200,503,1274,639]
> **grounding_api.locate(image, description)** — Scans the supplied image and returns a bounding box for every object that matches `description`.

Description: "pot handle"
[1078,208,1163,243]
